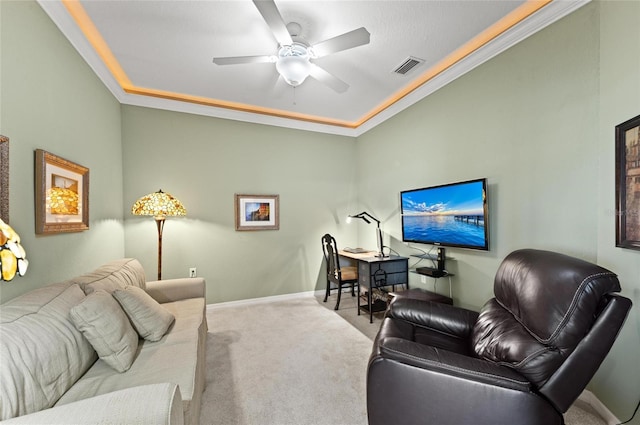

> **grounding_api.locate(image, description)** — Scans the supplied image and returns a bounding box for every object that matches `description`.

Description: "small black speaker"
[436,247,445,271]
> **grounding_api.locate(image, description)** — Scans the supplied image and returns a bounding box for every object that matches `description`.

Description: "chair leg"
[324,278,330,303]
[335,283,342,310]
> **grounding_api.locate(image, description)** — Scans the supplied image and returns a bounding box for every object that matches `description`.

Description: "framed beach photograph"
[1,136,8,223]
[35,149,89,234]
[235,194,279,231]
[615,114,640,250]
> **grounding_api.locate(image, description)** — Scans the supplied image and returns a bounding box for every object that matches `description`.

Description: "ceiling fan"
[212,0,370,93]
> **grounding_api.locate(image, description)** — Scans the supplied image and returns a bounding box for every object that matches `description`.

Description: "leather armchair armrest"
[374,336,531,392]
[146,277,205,304]
[387,297,479,339]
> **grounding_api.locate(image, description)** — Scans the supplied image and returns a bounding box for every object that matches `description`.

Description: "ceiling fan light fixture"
[212,1,370,93]
[276,44,311,87]
[276,56,311,86]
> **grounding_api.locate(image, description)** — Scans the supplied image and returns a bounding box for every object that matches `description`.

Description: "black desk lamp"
[348,211,386,257]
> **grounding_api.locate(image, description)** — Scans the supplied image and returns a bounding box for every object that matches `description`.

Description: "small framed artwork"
[235,194,279,231]
[0,136,8,223]
[35,149,89,234]
[615,114,640,250]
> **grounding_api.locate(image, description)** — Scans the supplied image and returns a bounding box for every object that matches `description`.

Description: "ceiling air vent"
[392,56,424,75]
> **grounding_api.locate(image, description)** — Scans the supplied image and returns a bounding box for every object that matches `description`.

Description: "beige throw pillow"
[69,290,138,373]
[112,286,175,342]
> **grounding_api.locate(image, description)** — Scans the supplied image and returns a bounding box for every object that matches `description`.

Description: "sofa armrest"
[387,297,479,339]
[146,277,205,303]
[1,383,183,425]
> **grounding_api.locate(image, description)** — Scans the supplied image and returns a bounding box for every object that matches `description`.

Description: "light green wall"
[357,1,639,422]
[358,3,600,309]
[121,106,357,303]
[1,0,639,420]
[594,0,640,421]
[0,1,125,303]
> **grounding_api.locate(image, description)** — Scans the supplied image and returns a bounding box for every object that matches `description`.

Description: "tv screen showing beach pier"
[400,179,488,250]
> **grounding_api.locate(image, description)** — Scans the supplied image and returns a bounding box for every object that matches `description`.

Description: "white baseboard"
[578,390,620,425]
[207,290,325,311]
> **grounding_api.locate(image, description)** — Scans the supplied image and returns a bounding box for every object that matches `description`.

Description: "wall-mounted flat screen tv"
[400,178,489,250]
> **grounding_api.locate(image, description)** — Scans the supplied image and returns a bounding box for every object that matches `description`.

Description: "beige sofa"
[0,258,207,425]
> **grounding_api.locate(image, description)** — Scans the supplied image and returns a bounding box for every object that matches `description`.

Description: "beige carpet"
[199,292,607,425]
[200,296,371,425]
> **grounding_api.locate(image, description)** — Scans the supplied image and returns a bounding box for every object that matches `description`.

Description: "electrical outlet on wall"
[420,275,427,284]
[189,268,197,278]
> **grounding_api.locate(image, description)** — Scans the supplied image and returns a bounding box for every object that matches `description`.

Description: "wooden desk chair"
[321,233,358,310]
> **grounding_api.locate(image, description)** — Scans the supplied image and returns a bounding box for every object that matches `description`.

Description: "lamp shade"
[131,190,186,219]
[0,219,28,281]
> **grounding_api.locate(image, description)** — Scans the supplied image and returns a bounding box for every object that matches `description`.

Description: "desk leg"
[368,289,373,324]
[357,286,361,316]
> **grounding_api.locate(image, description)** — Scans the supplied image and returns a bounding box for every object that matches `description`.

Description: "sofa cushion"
[113,286,175,342]
[74,258,146,294]
[57,297,206,424]
[69,290,139,373]
[0,282,97,420]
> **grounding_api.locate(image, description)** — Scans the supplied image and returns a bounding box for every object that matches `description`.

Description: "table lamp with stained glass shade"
[0,219,28,281]
[131,189,186,280]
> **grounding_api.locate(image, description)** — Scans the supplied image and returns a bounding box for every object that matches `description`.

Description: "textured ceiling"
[39,0,589,136]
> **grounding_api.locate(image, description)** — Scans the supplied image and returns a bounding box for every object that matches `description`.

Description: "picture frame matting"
[235,194,279,231]
[35,149,89,234]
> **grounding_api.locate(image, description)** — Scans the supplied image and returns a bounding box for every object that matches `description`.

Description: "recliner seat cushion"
[472,249,622,387]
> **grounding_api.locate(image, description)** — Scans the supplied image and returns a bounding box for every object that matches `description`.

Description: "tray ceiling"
[39,0,589,136]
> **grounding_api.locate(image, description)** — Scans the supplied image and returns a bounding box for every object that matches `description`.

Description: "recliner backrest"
[471,249,623,390]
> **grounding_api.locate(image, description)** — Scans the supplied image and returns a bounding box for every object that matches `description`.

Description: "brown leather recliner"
[367,249,632,425]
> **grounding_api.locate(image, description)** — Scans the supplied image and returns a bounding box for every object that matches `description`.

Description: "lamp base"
[156,217,165,280]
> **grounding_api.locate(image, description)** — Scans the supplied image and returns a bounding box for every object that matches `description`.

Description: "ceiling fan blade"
[312,27,370,58]
[309,64,349,93]
[252,0,293,46]
[213,55,273,65]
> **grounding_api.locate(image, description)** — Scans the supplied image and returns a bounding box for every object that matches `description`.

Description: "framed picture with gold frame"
[0,135,8,223]
[35,149,89,234]
[615,114,640,250]
[234,194,279,231]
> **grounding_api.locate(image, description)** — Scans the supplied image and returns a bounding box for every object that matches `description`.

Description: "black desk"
[340,251,409,323]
